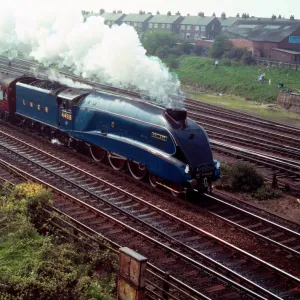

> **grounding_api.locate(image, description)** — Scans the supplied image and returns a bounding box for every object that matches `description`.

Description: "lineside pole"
[117,247,148,300]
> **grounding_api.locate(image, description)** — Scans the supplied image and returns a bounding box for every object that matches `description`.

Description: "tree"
[176,11,181,15]
[117,10,122,13]
[271,14,276,20]
[178,41,194,55]
[156,11,160,15]
[212,12,216,17]
[113,10,116,14]
[99,8,105,14]
[278,14,282,19]
[221,12,226,19]
[236,13,240,17]
[167,11,172,16]
[198,12,205,17]
[141,31,178,57]
[209,35,229,58]
[290,15,295,20]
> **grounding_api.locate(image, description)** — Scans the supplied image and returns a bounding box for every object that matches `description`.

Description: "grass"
[183,86,300,126]
[172,56,300,102]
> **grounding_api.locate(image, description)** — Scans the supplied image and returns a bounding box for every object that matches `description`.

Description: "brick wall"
[270,49,296,62]
[196,40,213,47]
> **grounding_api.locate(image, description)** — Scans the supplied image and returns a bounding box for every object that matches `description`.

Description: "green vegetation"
[0,183,116,300]
[217,162,264,192]
[141,31,178,58]
[141,32,300,104]
[182,87,300,126]
[216,162,282,200]
[252,186,282,200]
[208,35,229,58]
[174,56,300,102]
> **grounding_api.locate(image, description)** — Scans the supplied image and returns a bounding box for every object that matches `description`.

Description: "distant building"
[100,12,126,26]
[120,13,153,36]
[218,16,259,33]
[147,14,184,34]
[179,16,221,40]
[225,19,300,62]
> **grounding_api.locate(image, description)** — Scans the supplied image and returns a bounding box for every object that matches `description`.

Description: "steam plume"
[0,1,183,107]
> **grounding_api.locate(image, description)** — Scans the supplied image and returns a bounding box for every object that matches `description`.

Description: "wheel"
[107,152,126,171]
[149,173,158,188]
[169,183,182,197]
[90,145,106,162]
[127,160,147,180]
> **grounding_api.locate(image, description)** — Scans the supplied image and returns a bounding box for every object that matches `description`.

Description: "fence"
[254,57,299,70]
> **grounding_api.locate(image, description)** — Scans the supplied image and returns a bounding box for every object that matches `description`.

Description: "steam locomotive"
[0,72,220,195]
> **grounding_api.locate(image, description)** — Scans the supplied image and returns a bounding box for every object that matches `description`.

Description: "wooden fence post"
[117,247,148,300]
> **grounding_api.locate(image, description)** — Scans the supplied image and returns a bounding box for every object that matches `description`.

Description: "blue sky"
[82,0,298,18]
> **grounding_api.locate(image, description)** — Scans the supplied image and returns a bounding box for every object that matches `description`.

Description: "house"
[120,13,153,36]
[147,14,184,34]
[218,15,259,33]
[99,12,126,26]
[219,17,242,33]
[225,19,300,62]
[179,16,221,40]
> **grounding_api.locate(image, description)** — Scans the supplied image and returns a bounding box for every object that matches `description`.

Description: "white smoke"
[47,70,93,89]
[0,1,183,107]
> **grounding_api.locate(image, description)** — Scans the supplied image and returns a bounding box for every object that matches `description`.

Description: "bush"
[241,53,256,65]
[0,184,117,300]
[252,186,282,200]
[229,163,264,192]
[220,58,232,66]
[164,55,179,69]
[194,45,207,56]
[223,47,248,60]
[209,35,229,58]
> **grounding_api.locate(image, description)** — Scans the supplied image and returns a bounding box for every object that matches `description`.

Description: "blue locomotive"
[0,72,220,195]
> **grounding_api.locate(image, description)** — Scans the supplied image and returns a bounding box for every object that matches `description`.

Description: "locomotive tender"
[0,72,220,195]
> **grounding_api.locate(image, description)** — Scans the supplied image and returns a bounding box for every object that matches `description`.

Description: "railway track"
[1,130,300,298]
[0,162,208,300]
[202,194,300,260]
[211,140,300,179]
[207,129,300,160]
[0,139,263,300]
[184,98,300,138]
[189,111,300,149]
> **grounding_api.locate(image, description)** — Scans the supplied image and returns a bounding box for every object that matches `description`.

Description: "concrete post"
[117,247,148,300]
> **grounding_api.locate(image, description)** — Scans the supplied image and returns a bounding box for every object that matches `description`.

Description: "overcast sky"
[81,0,298,19]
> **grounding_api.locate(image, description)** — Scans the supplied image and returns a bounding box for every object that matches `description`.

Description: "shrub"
[252,186,282,200]
[220,58,232,66]
[0,184,117,300]
[209,35,229,58]
[241,53,256,65]
[223,47,248,60]
[164,55,179,69]
[194,45,206,56]
[228,162,264,192]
